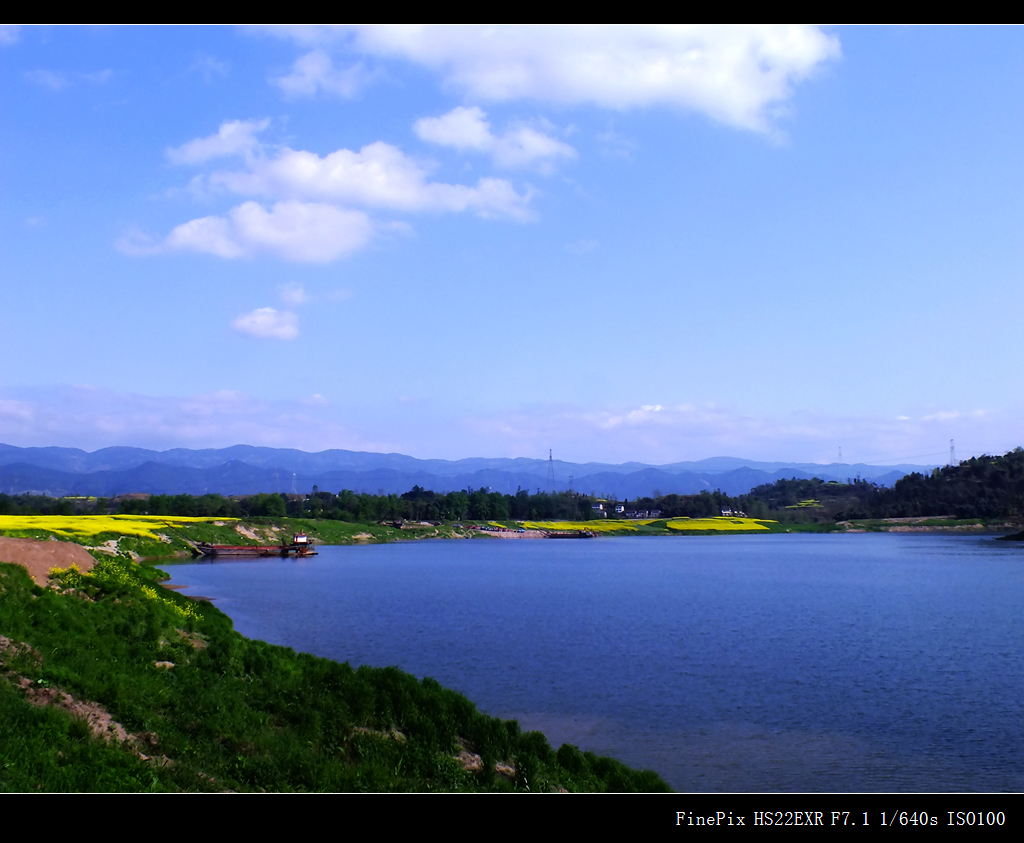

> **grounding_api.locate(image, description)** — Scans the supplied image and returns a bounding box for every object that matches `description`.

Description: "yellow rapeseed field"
[666,517,772,531]
[522,517,774,533]
[522,520,641,532]
[0,514,235,541]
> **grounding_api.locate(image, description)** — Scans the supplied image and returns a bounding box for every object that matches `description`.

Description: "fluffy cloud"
[211,140,533,219]
[231,307,299,340]
[414,106,575,170]
[164,200,374,262]
[273,49,369,98]
[414,106,493,150]
[261,25,841,133]
[130,118,535,263]
[0,25,20,46]
[167,118,270,165]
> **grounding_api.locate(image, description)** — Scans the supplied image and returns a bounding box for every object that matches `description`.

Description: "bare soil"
[0,536,97,587]
[479,529,546,539]
[1,633,167,763]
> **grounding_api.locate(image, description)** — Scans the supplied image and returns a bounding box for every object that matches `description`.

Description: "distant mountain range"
[0,443,933,500]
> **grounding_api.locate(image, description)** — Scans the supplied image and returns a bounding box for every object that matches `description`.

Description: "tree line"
[746,447,1024,521]
[0,485,755,522]
[2,448,1021,523]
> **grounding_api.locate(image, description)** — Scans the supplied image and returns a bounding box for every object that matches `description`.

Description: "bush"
[557,743,587,775]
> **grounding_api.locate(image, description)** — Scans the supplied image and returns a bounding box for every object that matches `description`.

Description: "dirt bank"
[479,529,547,539]
[0,537,97,587]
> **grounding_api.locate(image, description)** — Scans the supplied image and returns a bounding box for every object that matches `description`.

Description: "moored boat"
[193,533,318,558]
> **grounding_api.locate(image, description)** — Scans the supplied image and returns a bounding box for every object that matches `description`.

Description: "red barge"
[193,533,318,558]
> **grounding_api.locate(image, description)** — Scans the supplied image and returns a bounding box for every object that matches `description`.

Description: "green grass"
[0,559,670,793]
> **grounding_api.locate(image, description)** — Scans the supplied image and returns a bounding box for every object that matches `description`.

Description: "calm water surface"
[165,533,1024,791]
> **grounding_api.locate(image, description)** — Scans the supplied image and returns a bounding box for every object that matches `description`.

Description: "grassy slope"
[0,557,670,793]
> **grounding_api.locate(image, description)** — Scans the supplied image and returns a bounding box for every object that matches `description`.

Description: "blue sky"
[2,25,1022,465]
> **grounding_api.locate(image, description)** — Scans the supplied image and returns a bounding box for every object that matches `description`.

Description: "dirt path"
[0,537,97,587]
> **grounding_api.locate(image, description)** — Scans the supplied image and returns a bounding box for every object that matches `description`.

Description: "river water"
[164,533,1024,792]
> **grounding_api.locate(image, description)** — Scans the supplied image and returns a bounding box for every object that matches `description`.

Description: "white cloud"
[164,200,375,262]
[273,49,369,98]
[260,24,841,133]
[614,404,665,427]
[492,125,575,170]
[0,386,396,453]
[211,140,533,219]
[414,106,494,151]
[280,282,309,306]
[167,118,270,165]
[451,401,1018,465]
[0,25,20,46]
[414,106,575,171]
[24,69,67,91]
[231,307,299,340]
[140,110,540,265]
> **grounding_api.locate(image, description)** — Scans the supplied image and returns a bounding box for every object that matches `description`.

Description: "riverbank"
[0,513,1019,563]
[0,548,670,792]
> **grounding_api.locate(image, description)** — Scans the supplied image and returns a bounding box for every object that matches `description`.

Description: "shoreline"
[1,516,1021,572]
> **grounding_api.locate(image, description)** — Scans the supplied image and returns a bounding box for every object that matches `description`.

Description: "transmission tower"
[547,449,556,494]
[950,439,955,467]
